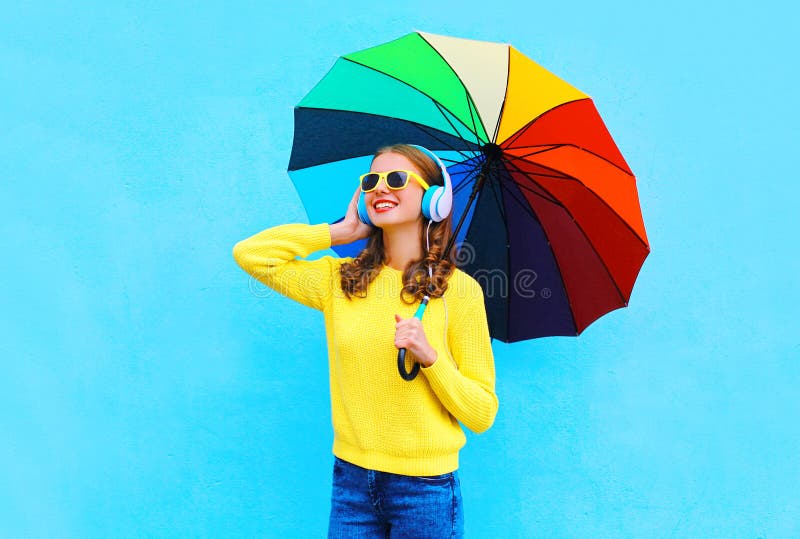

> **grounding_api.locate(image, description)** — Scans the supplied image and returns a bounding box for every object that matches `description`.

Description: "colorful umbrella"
[288,31,650,342]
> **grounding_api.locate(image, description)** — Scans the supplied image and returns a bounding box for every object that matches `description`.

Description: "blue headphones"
[357,145,453,226]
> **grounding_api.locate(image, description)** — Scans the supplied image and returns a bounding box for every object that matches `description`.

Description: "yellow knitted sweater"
[232,223,498,476]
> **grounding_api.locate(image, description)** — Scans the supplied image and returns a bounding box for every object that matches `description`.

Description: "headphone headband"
[409,145,447,184]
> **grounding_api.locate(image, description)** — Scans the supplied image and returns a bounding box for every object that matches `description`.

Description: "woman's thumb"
[395,314,402,323]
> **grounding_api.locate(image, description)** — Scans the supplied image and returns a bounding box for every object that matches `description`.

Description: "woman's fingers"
[343,186,373,240]
[394,314,425,348]
[346,187,360,217]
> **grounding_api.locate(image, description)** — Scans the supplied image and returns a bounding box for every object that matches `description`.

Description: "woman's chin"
[369,206,424,229]
[371,213,411,229]
[370,212,397,227]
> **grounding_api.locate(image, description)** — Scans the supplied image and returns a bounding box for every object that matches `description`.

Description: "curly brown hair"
[339,144,457,304]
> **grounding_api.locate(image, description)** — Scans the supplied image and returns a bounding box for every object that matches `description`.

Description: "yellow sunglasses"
[359,169,430,192]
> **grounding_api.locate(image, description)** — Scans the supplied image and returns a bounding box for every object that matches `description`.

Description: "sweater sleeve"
[232,223,337,312]
[421,275,499,434]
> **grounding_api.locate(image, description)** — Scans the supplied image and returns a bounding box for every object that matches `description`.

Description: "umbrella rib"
[496,175,563,216]
[440,156,476,165]
[503,143,562,152]
[488,166,508,222]
[488,173,515,339]
[502,153,578,181]
[502,145,565,162]
[341,57,484,147]
[494,170,580,334]
[503,158,629,306]
[501,98,591,150]
[392,107,474,163]
[290,107,482,170]
[463,86,483,150]
[417,31,491,143]
[431,101,482,159]
[498,167,562,206]
[495,175,551,222]
[451,160,486,197]
[449,158,567,343]
[447,159,489,252]
[498,157,572,181]
[491,167,580,337]
[409,115,480,163]
[491,45,511,144]
[508,153,650,249]
[505,142,634,177]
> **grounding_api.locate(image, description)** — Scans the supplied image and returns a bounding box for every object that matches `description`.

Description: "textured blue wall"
[2,1,798,537]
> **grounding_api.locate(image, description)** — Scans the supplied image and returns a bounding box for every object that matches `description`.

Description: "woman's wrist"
[329,221,356,246]
[420,348,438,368]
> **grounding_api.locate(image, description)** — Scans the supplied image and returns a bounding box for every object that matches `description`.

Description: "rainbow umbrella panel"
[288,31,650,342]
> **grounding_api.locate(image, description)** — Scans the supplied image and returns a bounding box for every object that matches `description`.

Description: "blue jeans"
[327,457,464,538]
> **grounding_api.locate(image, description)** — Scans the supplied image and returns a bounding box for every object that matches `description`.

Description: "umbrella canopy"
[288,31,650,343]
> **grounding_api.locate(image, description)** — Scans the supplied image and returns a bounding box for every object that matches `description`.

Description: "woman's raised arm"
[233,223,337,311]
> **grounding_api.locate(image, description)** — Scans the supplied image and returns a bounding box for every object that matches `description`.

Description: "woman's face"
[364,152,427,229]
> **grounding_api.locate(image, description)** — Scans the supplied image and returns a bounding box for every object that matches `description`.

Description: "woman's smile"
[373,198,399,213]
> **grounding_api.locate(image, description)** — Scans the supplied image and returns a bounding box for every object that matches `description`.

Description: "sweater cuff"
[420,352,458,389]
[305,223,333,254]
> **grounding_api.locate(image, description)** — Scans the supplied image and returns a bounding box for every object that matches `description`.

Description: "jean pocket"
[413,472,453,485]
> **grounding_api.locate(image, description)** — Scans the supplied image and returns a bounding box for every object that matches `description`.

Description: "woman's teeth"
[375,202,398,210]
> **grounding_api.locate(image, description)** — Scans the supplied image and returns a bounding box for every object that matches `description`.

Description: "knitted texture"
[233,223,498,476]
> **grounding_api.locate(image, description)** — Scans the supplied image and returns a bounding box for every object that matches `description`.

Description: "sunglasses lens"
[386,171,409,189]
[361,173,380,191]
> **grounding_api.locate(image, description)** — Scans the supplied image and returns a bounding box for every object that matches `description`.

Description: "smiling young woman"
[233,143,498,538]
[339,145,457,308]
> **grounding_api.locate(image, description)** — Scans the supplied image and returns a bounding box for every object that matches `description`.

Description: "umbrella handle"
[397,348,420,381]
[397,296,429,381]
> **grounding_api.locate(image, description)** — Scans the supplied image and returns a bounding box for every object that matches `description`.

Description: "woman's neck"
[382,220,424,272]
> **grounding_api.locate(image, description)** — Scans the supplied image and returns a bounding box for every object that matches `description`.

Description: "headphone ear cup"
[434,171,453,220]
[357,192,373,226]
[422,186,444,221]
[408,144,453,222]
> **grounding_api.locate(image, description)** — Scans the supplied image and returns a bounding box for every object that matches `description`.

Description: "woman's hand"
[330,186,374,246]
[394,314,438,367]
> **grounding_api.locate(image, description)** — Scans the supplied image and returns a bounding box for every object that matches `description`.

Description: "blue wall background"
[2,1,798,537]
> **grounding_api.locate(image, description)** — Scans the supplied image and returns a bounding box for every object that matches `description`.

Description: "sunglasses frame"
[359,169,431,193]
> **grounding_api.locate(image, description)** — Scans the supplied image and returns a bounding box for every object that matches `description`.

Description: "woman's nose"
[375,177,391,193]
